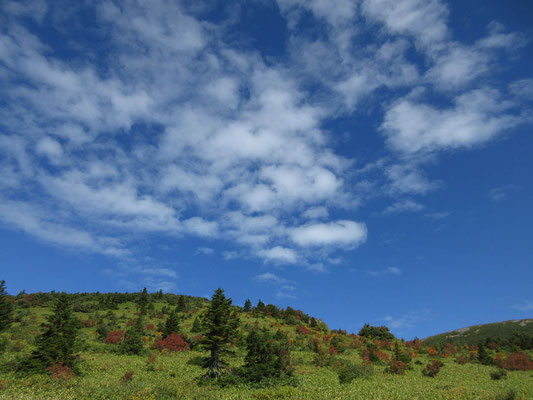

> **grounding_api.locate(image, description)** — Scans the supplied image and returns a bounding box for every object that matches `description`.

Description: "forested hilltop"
[0,281,532,399]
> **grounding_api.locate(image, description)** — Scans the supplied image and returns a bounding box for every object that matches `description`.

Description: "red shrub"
[422,360,443,377]
[105,330,125,344]
[152,333,189,352]
[297,325,311,335]
[145,324,155,331]
[48,363,76,380]
[454,355,468,365]
[443,343,456,355]
[496,353,533,371]
[388,359,407,375]
[329,345,338,355]
[375,350,390,361]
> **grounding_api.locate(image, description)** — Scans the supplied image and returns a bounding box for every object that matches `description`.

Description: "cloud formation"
[0,0,530,278]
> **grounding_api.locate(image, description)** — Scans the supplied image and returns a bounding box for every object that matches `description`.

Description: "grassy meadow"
[0,294,532,400]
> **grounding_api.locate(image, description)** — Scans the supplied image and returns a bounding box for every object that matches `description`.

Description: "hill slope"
[423,319,533,346]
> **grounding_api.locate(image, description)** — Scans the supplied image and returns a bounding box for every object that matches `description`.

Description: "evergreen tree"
[177,295,187,313]
[120,315,145,355]
[0,280,13,331]
[256,299,265,312]
[200,288,239,379]
[191,316,203,333]
[243,299,252,312]
[478,342,493,365]
[241,328,292,383]
[163,307,180,338]
[25,293,80,371]
[138,287,149,313]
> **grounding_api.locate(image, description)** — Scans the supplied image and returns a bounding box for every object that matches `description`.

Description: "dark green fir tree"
[24,293,80,372]
[120,315,145,355]
[200,288,239,379]
[163,307,180,338]
[243,299,252,312]
[0,280,13,331]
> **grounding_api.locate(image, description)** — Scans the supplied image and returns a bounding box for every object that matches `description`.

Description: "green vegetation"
[423,319,533,347]
[0,285,531,399]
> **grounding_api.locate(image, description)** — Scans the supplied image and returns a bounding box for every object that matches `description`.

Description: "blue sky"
[1,0,532,339]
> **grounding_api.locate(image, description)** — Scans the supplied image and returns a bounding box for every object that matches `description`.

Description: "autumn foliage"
[422,360,444,377]
[496,353,533,371]
[48,363,76,380]
[105,330,124,344]
[151,332,189,352]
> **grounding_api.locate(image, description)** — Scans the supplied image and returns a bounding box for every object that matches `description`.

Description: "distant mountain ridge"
[423,319,533,346]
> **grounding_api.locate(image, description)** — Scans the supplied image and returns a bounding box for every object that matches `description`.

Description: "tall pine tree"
[200,288,239,379]
[25,293,80,372]
[243,299,252,312]
[0,280,13,331]
[163,307,180,338]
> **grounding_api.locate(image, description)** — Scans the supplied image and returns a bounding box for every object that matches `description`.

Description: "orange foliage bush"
[427,348,438,357]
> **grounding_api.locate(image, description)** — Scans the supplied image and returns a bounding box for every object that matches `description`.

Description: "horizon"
[1,0,532,340]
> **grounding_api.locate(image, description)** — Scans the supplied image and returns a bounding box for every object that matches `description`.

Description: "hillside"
[0,290,532,399]
[423,319,533,346]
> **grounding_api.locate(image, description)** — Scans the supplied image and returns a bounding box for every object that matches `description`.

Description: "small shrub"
[338,361,374,384]
[152,332,189,352]
[454,355,468,365]
[494,389,517,400]
[387,359,407,375]
[496,353,533,371]
[490,369,507,380]
[146,353,158,371]
[105,330,124,344]
[121,371,134,383]
[422,360,443,377]
[48,363,76,380]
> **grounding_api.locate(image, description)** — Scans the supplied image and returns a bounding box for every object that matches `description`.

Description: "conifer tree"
[138,287,149,313]
[200,288,239,379]
[121,315,145,355]
[0,280,13,331]
[163,307,180,338]
[191,316,203,333]
[477,342,492,365]
[177,295,187,313]
[256,299,265,312]
[242,328,292,383]
[243,299,252,312]
[25,293,80,371]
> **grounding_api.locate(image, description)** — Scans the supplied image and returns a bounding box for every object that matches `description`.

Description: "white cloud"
[256,246,298,264]
[384,199,424,214]
[382,89,522,155]
[290,220,367,248]
[361,0,449,48]
[254,272,287,284]
[382,311,420,330]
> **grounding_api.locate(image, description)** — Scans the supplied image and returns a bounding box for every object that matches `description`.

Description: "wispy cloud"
[366,267,402,277]
[0,0,529,275]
